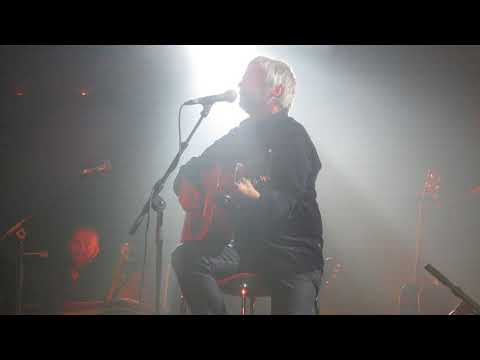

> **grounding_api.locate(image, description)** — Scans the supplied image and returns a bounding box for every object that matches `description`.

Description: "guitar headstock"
[120,243,130,261]
[422,169,440,201]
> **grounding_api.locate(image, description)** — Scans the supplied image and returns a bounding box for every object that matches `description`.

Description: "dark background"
[1,45,479,314]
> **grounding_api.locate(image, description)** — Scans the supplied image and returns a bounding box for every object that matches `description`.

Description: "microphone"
[81,160,112,176]
[183,90,237,106]
[1,215,32,241]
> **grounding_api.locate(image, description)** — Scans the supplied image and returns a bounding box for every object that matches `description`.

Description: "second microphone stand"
[128,104,212,314]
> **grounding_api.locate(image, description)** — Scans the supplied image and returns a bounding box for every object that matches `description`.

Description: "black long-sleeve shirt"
[174,112,324,276]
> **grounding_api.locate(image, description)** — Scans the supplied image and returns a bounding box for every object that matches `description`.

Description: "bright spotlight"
[187,45,263,138]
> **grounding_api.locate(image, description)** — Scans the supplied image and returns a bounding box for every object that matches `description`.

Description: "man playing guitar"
[171,56,324,315]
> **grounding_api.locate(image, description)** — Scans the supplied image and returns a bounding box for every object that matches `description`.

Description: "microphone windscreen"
[224,90,237,103]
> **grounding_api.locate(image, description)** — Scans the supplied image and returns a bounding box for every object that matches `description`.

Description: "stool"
[179,273,269,315]
[218,273,320,315]
[217,273,270,315]
[179,273,320,315]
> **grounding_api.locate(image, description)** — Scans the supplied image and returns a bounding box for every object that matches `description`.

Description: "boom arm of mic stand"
[128,198,152,236]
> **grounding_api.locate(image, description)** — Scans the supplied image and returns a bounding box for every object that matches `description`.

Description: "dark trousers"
[171,240,322,315]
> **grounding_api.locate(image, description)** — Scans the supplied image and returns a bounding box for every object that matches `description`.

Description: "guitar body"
[105,243,141,305]
[177,160,270,245]
[178,163,235,244]
[399,283,420,315]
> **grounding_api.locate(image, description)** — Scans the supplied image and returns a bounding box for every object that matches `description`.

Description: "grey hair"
[250,56,297,113]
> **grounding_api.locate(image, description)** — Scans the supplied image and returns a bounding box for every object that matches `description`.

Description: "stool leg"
[180,294,187,315]
[250,296,256,315]
[314,297,320,315]
[241,283,248,315]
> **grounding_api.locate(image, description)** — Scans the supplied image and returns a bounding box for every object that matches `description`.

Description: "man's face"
[239,63,268,116]
[69,228,100,269]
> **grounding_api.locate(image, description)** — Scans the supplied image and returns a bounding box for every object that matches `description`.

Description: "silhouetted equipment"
[425,264,480,315]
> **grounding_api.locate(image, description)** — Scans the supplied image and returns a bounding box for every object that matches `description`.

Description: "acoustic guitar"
[399,169,440,314]
[177,159,271,244]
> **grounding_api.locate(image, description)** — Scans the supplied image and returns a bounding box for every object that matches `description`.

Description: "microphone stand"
[1,216,32,315]
[128,103,212,314]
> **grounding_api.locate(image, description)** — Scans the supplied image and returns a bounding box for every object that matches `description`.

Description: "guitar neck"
[414,199,425,286]
[105,248,128,303]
